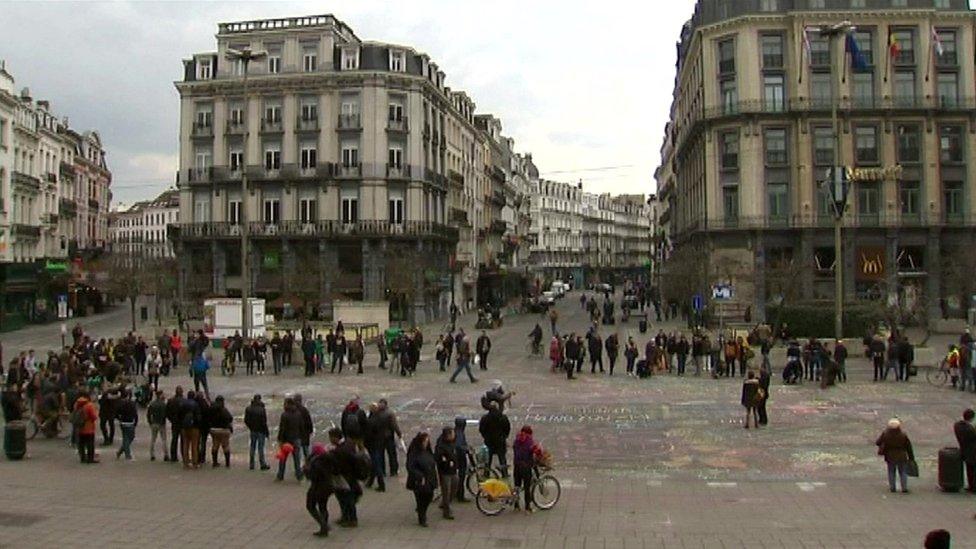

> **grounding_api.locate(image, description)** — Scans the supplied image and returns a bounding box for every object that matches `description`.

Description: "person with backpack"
[277,397,304,481]
[741,371,762,429]
[147,390,168,461]
[166,386,185,463]
[244,394,270,470]
[72,390,98,464]
[483,381,515,413]
[115,389,138,460]
[340,397,368,444]
[479,401,511,477]
[333,428,370,528]
[191,353,211,399]
[406,431,438,527]
[180,390,202,469]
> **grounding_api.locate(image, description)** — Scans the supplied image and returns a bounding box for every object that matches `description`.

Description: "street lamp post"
[819,22,854,340]
[225,47,266,338]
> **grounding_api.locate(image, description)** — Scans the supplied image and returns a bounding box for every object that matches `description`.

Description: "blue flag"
[845,33,868,71]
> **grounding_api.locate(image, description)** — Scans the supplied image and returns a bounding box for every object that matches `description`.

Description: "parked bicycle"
[925,362,950,386]
[475,465,561,516]
[465,445,504,496]
[26,410,69,441]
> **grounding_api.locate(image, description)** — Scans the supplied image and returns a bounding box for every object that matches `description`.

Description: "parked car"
[551,281,567,297]
[540,291,557,306]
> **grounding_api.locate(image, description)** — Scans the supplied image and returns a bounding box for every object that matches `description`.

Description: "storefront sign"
[856,247,886,281]
[845,165,903,182]
[45,260,69,273]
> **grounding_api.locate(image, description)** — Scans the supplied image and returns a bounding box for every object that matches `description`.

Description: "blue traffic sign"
[691,294,704,313]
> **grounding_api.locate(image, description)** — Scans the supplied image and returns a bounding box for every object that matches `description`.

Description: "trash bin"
[4,420,26,461]
[938,447,963,492]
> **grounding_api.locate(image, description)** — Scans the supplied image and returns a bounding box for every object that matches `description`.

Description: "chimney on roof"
[19,87,31,102]
[38,100,49,110]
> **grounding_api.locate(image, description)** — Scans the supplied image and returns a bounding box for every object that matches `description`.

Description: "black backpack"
[481,393,492,411]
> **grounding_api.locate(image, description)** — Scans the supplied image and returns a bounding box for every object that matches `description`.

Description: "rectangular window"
[937,72,959,106]
[341,146,359,167]
[761,35,784,69]
[936,29,957,66]
[300,145,317,170]
[341,190,359,224]
[813,127,834,165]
[764,128,787,165]
[302,49,317,72]
[893,70,916,107]
[810,36,830,67]
[229,149,243,171]
[940,125,963,163]
[852,72,875,107]
[767,183,789,219]
[853,30,873,66]
[228,199,242,225]
[389,50,406,72]
[810,71,831,107]
[896,124,921,163]
[194,149,212,170]
[341,48,359,70]
[388,147,403,168]
[760,0,778,11]
[809,0,825,7]
[388,189,404,225]
[197,60,212,80]
[857,183,880,215]
[264,145,281,170]
[193,195,210,223]
[944,181,963,217]
[935,0,950,7]
[195,108,213,128]
[720,79,737,114]
[720,131,738,169]
[264,105,281,124]
[723,187,739,220]
[263,197,280,224]
[892,29,914,65]
[899,181,919,215]
[763,74,785,112]
[229,107,244,125]
[854,126,879,164]
[299,198,316,223]
[301,102,317,122]
[388,103,404,121]
[268,55,281,74]
[718,39,735,75]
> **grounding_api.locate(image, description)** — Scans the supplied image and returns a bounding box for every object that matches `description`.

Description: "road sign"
[57,294,68,319]
[691,294,704,313]
[712,284,734,301]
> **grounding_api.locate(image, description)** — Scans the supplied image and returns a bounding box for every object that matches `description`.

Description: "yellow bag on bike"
[480,478,512,498]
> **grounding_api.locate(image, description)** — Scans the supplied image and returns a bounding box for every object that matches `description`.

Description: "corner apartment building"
[172,15,481,323]
[658,0,976,320]
[110,188,180,259]
[0,60,112,329]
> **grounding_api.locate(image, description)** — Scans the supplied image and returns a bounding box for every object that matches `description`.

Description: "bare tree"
[89,253,178,332]
[384,247,433,327]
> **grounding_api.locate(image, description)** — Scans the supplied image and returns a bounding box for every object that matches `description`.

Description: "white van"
[551,281,566,297]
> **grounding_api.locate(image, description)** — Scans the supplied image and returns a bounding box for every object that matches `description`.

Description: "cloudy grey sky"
[2,0,694,205]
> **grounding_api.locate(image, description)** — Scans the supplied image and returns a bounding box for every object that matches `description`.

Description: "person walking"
[73,390,98,464]
[434,426,458,520]
[180,390,202,469]
[476,331,492,371]
[276,397,304,481]
[449,335,478,383]
[208,395,233,468]
[295,394,314,458]
[875,418,914,493]
[365,402,387,492]
[146,346,162,391]
[406,432,438,527]
[954,409,976,493]
[341,397,369,445]
[548,307,559,336]
[834,339,848,383]
[479,401,511,477]
[624,337,638,376]
[304,443,340,537]
[453,416,470,502]
[588,332,604,374]
[741,371,761,429]
[98,386,119,446]
[115,389,138,460]
[757,365,771,426]
[333,428,369,528]
[147,390,168,461]
[191,353,211,399]
[244,394,271,470]
[166,386,185,463]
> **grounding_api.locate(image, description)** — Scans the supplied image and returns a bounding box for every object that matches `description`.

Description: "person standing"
[255,337,267,374]
[377,335,388,370]
[98,386,120,446]
[73,390,98,464]
[588,332,604,374]
[513,425,540,512]
[302,336,316,377]
[675,335,690,376]
[741,371,761,429]
[476,331,492,371]
[331,333,348,374]
[207,395,233,467]
[191,353,211,399]
[449,335,478,383]
[406,432,438,527]
[276,397,304,481]
[146,346,162,391]
[147,390,168,461]
[623,337,638,376]
[341,397,369,445]
[898,336,914,382]
[604,333,619,375]
[366,402,388,492]
[180,390,202,469]
[479,401,511,477]
[270,332,283,375]
[114,389,138,460]
[876,418,914,493]
[349,333,365,375]
[244,394,271,470]
[757,366,771,426]
[869,335,886,382]
[333,428,369,528]
[295,394,314,459]
[548,307,559,336]
[954,409,976,493]
[166,386,185,463]
[282,330,295,368]
[196,392,212,465]
[434,426,458,520]
[834,339,848,383]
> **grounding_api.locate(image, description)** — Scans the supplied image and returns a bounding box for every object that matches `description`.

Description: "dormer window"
[389,50,406,72]
[197,59,212,80]
[341,47,359,71]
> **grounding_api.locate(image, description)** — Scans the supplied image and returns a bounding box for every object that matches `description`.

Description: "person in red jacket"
[74,392,99,464]
[170,330,183,370]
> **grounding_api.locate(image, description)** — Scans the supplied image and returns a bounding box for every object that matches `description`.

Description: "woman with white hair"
[876,418,915,493]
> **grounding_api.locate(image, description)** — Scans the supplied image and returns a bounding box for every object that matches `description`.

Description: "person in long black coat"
[954,409,976,492]
[406,432,439,527]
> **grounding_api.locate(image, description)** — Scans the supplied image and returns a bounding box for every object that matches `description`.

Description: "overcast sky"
[2,0,694,206]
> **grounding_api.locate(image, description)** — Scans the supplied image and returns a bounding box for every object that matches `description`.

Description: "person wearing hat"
[244,394,270,470]
[875,418,914,493]
[954,409,976,492]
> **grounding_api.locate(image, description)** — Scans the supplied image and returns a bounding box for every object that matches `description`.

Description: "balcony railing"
[41,213,58,225]
[173,220,458,241]
[12,224,42,239]
[45,172,57,184]
[59,198,77,218]
[180,167,214,184]
[261,118,283,133]
[336,163,361,178]
[386,116,409,132]
[59,161,76,180]
[225,120,246,135]
[337,113,362,130]
[12,171,41,192]
[191,122,214,138]
[88,198,100,210]
[696,212,976,232]
[386,164,411,179]
[297,117,319,132]
[449,208,470,226]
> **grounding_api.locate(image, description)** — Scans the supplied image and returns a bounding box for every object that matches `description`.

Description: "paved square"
[2,295,975,548]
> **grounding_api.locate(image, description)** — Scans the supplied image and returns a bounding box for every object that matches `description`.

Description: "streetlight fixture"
[225,47,267,338]
[816,21,854,340]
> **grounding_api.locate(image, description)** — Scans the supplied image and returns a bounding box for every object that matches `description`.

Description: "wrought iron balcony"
[297,116,319,132]
[225,120,246,135]
[336,163,361,178]
[59,161,76,180]
[191,122,214,138]
[88,198,100,210]
[337,113,362,131]
[260,118,283,133]
[45,172,57,184]
[173,220,458,242]
[386,116,409,133]
[386,164,411,179]
[12,171,41,192]
[59,198,78,218]
[12,224,41,239]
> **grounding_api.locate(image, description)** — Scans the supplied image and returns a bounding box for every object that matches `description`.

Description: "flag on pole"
[846,33,868,71]
[799,26,813,84]
[932,27,944,56]
[888,31,901,60]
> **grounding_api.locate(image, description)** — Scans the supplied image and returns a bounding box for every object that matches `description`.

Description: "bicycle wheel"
[26,419,39,441]
[466,466,502,496]
[475,488,507,516]
[926,367,947,386]
[532,475,561,510]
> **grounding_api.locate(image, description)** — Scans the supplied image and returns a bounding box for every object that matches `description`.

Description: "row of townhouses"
[655,0,976,323]
[0,60,112,330]
[109,188,180,259]
[171,15,655,323]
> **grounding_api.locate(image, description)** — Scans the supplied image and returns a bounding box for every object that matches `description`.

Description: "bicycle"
[925,362,950,386]
[526,340,543,358]
[465,446,504,496]
[475,466,561,516]
[26,411,69,441]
